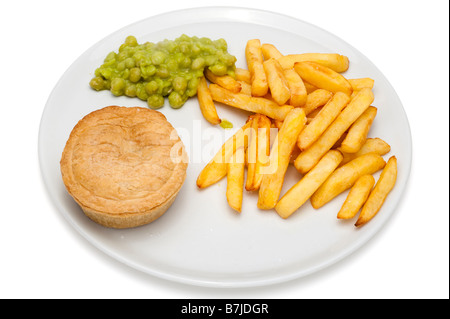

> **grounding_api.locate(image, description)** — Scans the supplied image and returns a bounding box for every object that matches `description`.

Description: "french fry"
[340,106,377,153]
[275,150,343,219]
[250,115,272,191]
[349,78,375,91]
[235,68,251,84]
[348,77,375,99]
[226,146,246,213]
[310,153,386,209]
[337,174,375,219]
[245,116,259,191]
[304,81,318,94]
[261,43,283,60]
[263,58,291,105]
[196,120,252,188]
[355,156,397,227]
[294,88,374,174]
[297,92,350,150]
[302,89,333,115]
[209,84,294,120]
[258,108,306,209]
[278,53,350,73]
[197,76,221,125]
[245,39,269,96]
[294,61,353,96]
[339,137,391,166]
[204,69,241,93]
[284,68,307,107]
[238,80,252,95]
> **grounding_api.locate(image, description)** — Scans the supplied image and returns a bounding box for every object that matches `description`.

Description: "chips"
[195,40,397,227]
[278,53,350,72]
[226,146,246,213]
[337,174,375,219]
[340,106,377,153]
[294,61,353,96]
[310,153,386,209]
[294,88,374,174]
[263,58,291,105]
[297,92,350,151]
[355,156,397,226]
[245,39,269,97]
[275,150,343,219]
[209,84,294,121]
[258,108,306,209]
[197,76,221,125]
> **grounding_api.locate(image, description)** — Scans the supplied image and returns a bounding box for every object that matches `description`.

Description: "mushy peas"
[89,35,237,109]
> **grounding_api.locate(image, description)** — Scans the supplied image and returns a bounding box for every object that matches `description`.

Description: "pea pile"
[89,35,237,109]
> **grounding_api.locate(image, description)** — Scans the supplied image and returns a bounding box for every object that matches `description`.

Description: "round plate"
[38,7,412,287]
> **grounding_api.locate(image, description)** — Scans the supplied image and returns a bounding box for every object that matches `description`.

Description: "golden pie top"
[60,106,188,215]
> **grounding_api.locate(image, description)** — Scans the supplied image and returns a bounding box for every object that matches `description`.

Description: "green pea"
[140,64,156,78]
[116,61,126,71]
[204,55,218,66]
[89,77,105,91]
[125,57,135,68]
[168,91,187,108]
[100,68,112,80]
[104,51,116,62]
[147,94,165,109]
[209,63,227,76]
[172,76,187,93]
[151,51,166,65]
[191,57,205,70]
[125,84,137,97]
[111,77,125,92]
[129,67,141,82]
[136,83,149,101]
[125,35,138,47]
[145,81,159,95]
[156,65,169,78]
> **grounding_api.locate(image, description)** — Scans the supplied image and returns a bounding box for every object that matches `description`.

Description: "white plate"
[38,7,412,287]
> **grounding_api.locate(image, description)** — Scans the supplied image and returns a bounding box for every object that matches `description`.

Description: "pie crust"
[60,106,188,228]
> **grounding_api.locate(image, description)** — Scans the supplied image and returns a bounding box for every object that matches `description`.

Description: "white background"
[1,0,448,299]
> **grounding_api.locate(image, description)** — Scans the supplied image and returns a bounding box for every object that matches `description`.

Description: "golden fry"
[209,84,294,120]
[275,150,343,219]
[284,68,307,107]
[204,69,241,93]
[245,116,259,191]
[235,68,251,84]
[226,146,246,213]
[196,121,252,188]
[261,43,283,60]
[245,39,269,96]
[340,106,377,153]
[278,53,350,72]
[339,137,391,166]
[337,174,375,219]
[263,58,291,105]
[298,92,350,150]
[294,88,374,174]
[238,80,252,95]
[302,89,333,115]
[310,153,386,209]
[258,108,306,209]
[355,156,397,227]
[304,81,318,94]
[197,76,221,125]
[250,115,272,191]
[294,61,353,96]
[348,78,375,91]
